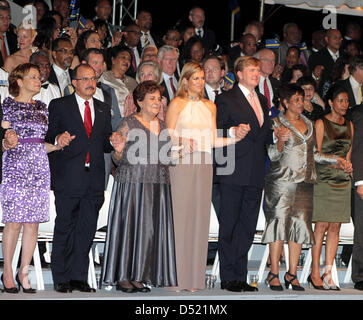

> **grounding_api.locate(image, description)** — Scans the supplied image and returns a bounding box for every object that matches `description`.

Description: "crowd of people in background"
[0,0,362,295]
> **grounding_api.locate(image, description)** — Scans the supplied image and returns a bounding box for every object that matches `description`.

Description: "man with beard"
[136,10,162,49]
[30,50,61,106]
[49,37,74,96]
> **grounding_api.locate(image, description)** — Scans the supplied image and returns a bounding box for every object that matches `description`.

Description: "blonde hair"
[176,62,205,99]
[16,23,37,39]
[234,55,260,74]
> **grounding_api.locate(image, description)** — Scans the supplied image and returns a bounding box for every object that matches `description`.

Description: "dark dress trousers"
[46,93,113,284]
[215,84,270,283]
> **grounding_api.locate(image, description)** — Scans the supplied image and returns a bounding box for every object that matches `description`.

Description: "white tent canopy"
[264,0,363,17]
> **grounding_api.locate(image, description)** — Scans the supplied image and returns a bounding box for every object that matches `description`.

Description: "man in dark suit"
[135,10,162,49]
[122,23,143,79]
[0,5,17,68]
[158,45,179,104]
[255,48,281,118]
[46,64,119,293]
[216,56,270,292]
[338,54,363,111]
[188,6,216,53]
[49,37,74,96]
[228,33,257,70]
[349,106,363,290]
[308,29,343,90]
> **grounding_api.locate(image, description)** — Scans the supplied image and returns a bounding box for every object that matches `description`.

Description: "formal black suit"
[197,26,216,53]
[308,47,343,91]
[349,107,363,284]
[46,93,113,285]
[48,65,73,96]
[215,84,270,283]
[161,74,179,105]
[337,77,359,109]
[0,30,18,68]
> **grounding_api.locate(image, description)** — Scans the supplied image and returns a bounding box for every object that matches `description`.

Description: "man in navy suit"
[46,64,120,293]
[216,56,270,292]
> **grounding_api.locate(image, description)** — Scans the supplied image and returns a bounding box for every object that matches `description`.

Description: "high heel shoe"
[265,271,283,291]
[16,273,36,294]
[307,274,327,290]
[1,274,18,294]
[284,272,305,291]
[321,273,340,291]
[131,281,151,293]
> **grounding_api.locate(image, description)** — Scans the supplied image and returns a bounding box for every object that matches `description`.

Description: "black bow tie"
[96,82,102,88]
[41,83,49,89]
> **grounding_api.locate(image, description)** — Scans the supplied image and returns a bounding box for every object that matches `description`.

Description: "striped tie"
[144,32,150,48]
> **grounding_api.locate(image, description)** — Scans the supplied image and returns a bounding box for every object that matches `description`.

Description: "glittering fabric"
[1,97,50,223]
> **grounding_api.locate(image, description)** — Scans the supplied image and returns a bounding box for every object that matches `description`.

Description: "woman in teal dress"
[310,84,353,291]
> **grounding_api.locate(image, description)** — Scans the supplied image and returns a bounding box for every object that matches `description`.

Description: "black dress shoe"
[54,282,72,293]
[354,281,363,290]
[131,282,151,293]
[116,282,137,293]
[241,281,259,292]
[220,281,242,292]
[69,280,96,293]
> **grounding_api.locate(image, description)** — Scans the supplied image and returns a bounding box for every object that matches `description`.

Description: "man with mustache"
[49,37,74,96]
[46,64,121,293]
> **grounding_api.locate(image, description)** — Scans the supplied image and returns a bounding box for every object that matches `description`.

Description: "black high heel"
[284,272,305,291]
[307,274,327,290]
[1,274,18,294]
[265,271,283,291]
[16,273,36,294]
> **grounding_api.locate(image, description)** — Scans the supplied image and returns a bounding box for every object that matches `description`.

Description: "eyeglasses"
[23,75,42,81]
[55,48,75,55]
[74,77,97,81]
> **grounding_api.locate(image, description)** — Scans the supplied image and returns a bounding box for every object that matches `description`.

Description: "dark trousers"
[51,190,104,284]
[352,187,363,283]
[218,183,262,282]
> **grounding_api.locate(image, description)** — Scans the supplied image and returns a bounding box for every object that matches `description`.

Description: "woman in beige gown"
[165,62,247,292]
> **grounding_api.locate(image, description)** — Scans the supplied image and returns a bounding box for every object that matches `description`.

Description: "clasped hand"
[110,132,126,154]
[274,127,290,142]
[337,158,353,174]
[4,129,18,149]
[234,124,251,141]
[57,131,76,149]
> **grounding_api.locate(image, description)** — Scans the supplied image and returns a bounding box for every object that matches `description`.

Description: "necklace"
[286,115,301,122]
[187,94,201,101]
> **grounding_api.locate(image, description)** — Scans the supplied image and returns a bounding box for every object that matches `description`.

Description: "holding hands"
[110,132,126,154]
[336,158,353,174]
[57,131,76,149]
[234,124,251,141]
[3,129,18,150]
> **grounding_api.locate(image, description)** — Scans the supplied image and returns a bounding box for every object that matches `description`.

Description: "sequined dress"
[1,97,50,223]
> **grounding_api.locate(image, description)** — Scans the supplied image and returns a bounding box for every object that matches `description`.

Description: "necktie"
[196,29,202,38]
[263,79,271,109]
[84,100,92,164]
[130,48,137,72]
[143,32,150,48]
[96,81,102,88]
[213,90,219,101]
[358,85,362,105]
[169,77,176,97]
[249,92,262,127]
[0,34,7,63]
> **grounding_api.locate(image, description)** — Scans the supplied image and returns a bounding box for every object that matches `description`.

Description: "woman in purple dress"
[1,63,60,294]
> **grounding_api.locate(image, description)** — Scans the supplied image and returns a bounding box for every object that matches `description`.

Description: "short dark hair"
[133,80,163,111]
[325,84,348,104]
[81,48,104,63]
[29,50,50,64]
[279,83,305,110]
[296,76,316,90]
[71,63,94,80]
[52,37,72,51]
[106,45,132,69]
[8,63,40,97]
[202,54,225,71]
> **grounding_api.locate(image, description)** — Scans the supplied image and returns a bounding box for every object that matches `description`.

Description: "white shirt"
[0,68,8,86]
[327,47,340,62]
[93,86,105,103]
[205,83,222,103]
[229,83,264,137]
[258,75,274,106]
[349,74,362,105]
[53,64,71,95]
[162,72,178,100]
[33,82,61,107]
[75,92,95,125]
[195,28,204,38]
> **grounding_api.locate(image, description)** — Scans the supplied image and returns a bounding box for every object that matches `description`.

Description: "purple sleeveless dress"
[1,97,50,223]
